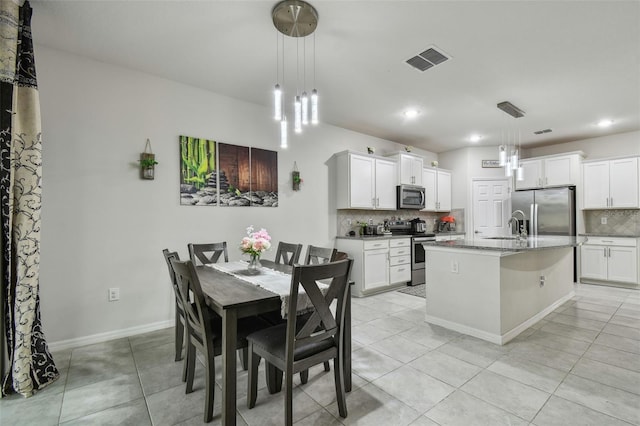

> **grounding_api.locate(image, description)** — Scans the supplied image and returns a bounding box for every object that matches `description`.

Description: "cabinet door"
[515,159,543,190]
[580,245,608,280]
[437,170,452,211]
[422,168,437,211]
[398,155,414,185]
[363,249,389,290]
[349,155,375,209]
[583,161,610,209]
[375,159,397,209]
[411,157,424,186]
[544,155,576,187]
[608,246,638,283]
[609,157,639,208]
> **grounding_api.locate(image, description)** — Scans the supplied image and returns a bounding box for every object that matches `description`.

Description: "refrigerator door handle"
[534,203,539,236]
[530,203,535,236]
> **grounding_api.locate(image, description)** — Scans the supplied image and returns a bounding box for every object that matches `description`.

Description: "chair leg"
[299,370,309,384]
[239,347,248,371]
[175,313,184,361]
[185,342,196,394]
[204,348,215,423]
[266,362,283,394]
[285,369,294,426]
[323,361,330,372]
[334,356,347,418]
[247,343,260,409]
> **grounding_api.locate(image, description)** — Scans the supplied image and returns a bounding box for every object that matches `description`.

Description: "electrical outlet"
[108,287,120,301]
[601,217,607,225]
[539,275,546,287]
[346,219,352,226]
[451,260,459,274]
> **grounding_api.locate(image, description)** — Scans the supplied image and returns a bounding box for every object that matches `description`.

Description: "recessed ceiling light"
[597,119,614,128]
[404,109,419,118]
[469,134,482,143]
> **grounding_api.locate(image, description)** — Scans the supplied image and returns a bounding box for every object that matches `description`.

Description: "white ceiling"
[30,0,640,153]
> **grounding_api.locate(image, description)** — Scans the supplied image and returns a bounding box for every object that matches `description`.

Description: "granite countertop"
[580,233,640,238]
[434,231,466,236]
[423,235,587,252]
[336,234,412,240]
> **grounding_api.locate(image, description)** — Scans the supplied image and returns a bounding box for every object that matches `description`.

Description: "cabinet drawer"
[390,238,411,248]
[390,247,411,257]
[363,240,389,250]
[390,264,411,283]
[390,255,411,266]
[584,237,637,247]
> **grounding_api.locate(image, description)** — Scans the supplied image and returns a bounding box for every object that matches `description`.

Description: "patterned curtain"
[0,1,58,397]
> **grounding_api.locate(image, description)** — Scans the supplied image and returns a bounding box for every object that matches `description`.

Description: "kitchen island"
[423,236,586,345]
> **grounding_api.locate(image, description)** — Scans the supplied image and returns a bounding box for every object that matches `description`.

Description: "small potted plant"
[139,154,158,180]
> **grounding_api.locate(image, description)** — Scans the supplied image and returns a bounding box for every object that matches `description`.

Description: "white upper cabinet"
[334,151,397,210]
[422,167,451,212]
[583,157,639,209]
[515,153,582,190]
[388,153,424,186]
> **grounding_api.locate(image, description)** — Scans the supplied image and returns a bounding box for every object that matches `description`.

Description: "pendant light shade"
[274,84,282,121]
[499,145,507,166]
[505,161,513,177]
[294,96,302,133]
[301,91,309,125]
[516,166,524,181]
[511,149,519,170]
[280,116,288,148]
[311,89,318,125]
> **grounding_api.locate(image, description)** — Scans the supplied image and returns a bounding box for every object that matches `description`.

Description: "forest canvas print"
[179,135,278,207]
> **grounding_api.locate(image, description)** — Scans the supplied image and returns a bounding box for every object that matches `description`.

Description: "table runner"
[206,261,328,317]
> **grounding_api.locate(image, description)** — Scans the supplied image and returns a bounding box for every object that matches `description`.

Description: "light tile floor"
[1,283,639,425]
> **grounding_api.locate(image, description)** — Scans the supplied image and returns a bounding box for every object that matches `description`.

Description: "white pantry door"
[472,179,510,238]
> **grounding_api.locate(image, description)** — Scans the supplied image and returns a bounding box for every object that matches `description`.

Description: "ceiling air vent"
[534,129,553,135]
[406,45,450,72]
[497,101,525,118]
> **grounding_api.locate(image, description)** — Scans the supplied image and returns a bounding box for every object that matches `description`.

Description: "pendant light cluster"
[272,0,319,148]
[497,101,525,181]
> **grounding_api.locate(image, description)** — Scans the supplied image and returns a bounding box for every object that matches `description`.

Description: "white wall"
[36,46,419,346]
[525,131,640,159]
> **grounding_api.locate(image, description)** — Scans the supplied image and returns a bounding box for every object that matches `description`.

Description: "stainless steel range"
[388,220,435,286]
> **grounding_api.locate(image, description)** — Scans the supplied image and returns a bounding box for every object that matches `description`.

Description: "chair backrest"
[170,259,215,344]
[286,259,353,360]
[304,245,338,265]
[333,251,348,261]
[162,249,183,305]
[188,242,228,266]
[275,242,303,266]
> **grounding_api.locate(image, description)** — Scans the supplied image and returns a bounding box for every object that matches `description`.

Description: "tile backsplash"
[337,208,465,236]
[584,210,640,236]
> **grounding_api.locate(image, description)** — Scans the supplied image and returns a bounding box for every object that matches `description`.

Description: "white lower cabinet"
[580,237,639,285]
[336,237,411,296]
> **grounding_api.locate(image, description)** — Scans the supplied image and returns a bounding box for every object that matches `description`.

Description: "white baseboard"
[425,290,575,346]
[48,320,174,352]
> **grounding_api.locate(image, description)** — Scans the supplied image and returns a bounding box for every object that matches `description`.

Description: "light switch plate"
[601,217,607,225]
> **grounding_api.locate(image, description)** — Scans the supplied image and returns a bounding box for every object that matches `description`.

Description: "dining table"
[195,259,353,426]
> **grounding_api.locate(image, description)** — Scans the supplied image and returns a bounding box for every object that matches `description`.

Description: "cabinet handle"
[372,198,376,207]
[604,248,607,257]
[608,247,611,257]
[610,197,613,207]
[397,268,405,272]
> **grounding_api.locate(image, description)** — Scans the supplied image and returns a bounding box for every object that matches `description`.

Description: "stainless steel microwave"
[397,184,425,210]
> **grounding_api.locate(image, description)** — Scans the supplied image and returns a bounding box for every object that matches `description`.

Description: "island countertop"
[424,235,586,252]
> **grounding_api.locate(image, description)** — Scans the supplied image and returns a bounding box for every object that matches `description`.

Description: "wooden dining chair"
[275,242,303,266]
[246,259,353,425]
[162,249,188,374]
[170,258,270,423]
[304,245,338,265]
[188,242,228,265]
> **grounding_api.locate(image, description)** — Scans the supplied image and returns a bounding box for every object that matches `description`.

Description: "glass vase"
[247,254,261,274]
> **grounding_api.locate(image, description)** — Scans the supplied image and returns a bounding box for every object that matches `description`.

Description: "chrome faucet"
[509,210,527,239]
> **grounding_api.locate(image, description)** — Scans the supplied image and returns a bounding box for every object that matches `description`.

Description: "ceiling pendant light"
[272,0,319,145]
[497,101,525,181]
[274,84,282,121]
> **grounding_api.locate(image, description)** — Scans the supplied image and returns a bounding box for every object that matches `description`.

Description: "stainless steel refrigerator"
[510,186,576,236]
[511,186,577,281]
